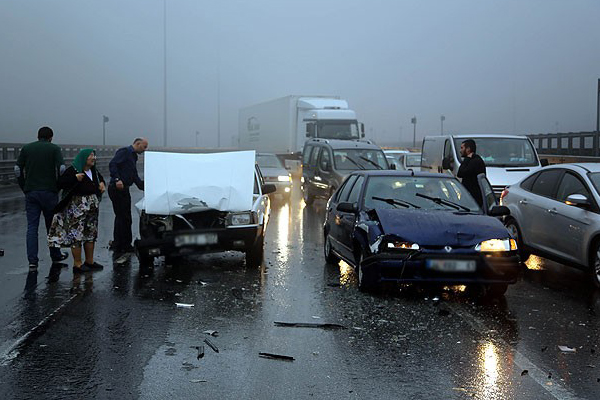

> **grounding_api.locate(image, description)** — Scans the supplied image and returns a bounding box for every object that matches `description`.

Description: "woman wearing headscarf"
[48,149,106,273]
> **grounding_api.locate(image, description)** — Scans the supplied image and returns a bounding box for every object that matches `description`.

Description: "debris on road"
[190,379,207,383]
[274,321,346,330]
[521,370,529,376]
[192,345,205,359]
[0,249,4,256]
[203,330,219,337]
[558,345,577,353]
[258,352,294,362]
[204,338,219,353]
[176,303,194,308]
[541,346,548,352]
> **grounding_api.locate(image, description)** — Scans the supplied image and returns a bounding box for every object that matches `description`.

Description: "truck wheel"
[303,188,314,205]
[246,234,265,268]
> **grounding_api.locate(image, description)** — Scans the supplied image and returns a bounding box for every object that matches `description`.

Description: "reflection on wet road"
[0,187,599,399]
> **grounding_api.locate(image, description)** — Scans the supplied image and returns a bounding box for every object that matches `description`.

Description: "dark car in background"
[256,153,292,202]
[323,171,520,295]
[302,138,389,205]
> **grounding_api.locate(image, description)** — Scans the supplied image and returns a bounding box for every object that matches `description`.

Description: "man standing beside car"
[108,137,148,254]
[457,139,486,207]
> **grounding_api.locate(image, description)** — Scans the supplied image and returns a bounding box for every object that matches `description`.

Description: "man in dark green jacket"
[15,126,68,268]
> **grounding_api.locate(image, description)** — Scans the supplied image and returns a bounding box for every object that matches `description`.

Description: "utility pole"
[411,116,417,147]
[102,115,109,145]
[596,78,600,156]
[440,115,445,135]
[195,131,200,147]
[163,0,168,147]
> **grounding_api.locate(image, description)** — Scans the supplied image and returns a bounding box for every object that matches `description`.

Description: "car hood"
[374,209,509,247]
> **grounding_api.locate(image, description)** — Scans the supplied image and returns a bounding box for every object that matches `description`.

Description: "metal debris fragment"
[176,303,194,308]
[521,370,528,376]
[558,345,576,353]
[274,321,346,330]
[192,345,204,359]
[190,379,207,383]
[258,352,294,362]
[203,330,219,337]
[204,338,219,353]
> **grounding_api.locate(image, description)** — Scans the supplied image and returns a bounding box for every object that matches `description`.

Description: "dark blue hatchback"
[323,171,520,296]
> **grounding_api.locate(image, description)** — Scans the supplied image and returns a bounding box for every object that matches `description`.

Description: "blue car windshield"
[363,176,481,211]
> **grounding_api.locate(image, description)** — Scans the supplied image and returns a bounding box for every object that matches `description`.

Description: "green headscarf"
[72,148,95,173]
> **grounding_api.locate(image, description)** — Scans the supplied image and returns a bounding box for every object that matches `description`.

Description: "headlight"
[148,214,173,231]
[278,175,291,182]
[387,241,420,250]
[475,239,517,252]
[228,212,254,226]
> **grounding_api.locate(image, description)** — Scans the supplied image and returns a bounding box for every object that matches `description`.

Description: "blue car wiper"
[415,192,470,212]
[372,196,420,209]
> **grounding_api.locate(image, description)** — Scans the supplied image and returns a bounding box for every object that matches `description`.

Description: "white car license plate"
[426,259,476,272]
[174,233,218,247]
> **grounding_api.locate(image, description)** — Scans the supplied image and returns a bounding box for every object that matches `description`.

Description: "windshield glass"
[317,121,360,140]
[333,149,388,170]
[453,137,538,167]
[588,173,600,194]
[363,176,481,211]
[405,154,421,167]
[256,154,283,169]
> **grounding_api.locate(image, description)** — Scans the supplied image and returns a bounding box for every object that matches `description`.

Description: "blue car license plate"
[174,233,218,247]
[426,259,476,272]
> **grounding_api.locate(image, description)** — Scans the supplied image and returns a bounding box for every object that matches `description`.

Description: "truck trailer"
[238,95,364,172]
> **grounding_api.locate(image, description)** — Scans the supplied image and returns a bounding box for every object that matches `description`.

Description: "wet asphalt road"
[0,186,600,399]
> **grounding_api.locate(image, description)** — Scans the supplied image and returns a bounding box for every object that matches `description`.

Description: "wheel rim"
[594,249,600,282]
[357,254,363,285]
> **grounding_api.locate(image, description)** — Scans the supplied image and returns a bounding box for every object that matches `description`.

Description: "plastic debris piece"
[274,321,346,330]
[194,345,205,359]
[258,352,294,362]
[311,316,321,319]
[176,279,183,283]
[190,379,207,383]
[204,338,219,353]
[0,249,4,256]
[558,345,577,353]
[521,370,528,376]
[203,330,219,337]
[176,303,194,308]
[541,346,548,352]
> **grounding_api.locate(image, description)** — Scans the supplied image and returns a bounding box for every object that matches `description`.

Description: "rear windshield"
[453,137,538,167]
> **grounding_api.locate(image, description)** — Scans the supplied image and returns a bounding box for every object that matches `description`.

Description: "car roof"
[305,138,382,150]
[451,134,530,139]
[348,170,452,178]
[544,163,600,173]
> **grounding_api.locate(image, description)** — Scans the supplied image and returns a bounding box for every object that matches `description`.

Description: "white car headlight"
[228,212,254,226]
[475,239,517,252]
[278,175,291,182]
[387,241,420,250]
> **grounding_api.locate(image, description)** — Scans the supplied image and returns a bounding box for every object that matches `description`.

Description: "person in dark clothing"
[457,139,486,207]
[48,149,106,273]
[108,137,148,253]
[15,126,68,269]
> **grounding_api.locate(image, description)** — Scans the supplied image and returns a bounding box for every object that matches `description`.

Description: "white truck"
[238,95,364,173]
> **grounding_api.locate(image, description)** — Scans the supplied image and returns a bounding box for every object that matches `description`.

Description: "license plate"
[174,233,218,247]
[426,259,476,272]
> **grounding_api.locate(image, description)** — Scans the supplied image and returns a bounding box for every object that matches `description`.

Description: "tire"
[504,218,530,261]
[324,233,339,264]
[589,241,600,288]
[246,234,265,268]
[486,283,508,297]
[303,187,314,205]
[356,252,378,292]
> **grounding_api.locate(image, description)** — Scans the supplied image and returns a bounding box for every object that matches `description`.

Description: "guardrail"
[527,131,600,157]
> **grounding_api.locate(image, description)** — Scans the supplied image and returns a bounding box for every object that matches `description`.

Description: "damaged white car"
[134,150,275,268]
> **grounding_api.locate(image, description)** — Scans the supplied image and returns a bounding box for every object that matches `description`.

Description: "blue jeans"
[25,190,62,264]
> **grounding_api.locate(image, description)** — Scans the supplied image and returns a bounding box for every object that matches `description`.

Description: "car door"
[477,173,498,214]
[305,145,321,194]
[318,147,335,196]
[328,175,357,255]
[550,170,595,264]
[521,169,564,255]
[338,175,365,261]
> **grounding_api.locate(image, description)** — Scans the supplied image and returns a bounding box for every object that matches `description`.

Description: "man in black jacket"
[108,137,148,254]
[457,139,486,206]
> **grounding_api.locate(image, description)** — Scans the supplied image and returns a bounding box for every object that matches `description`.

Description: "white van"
[420,134,547,196]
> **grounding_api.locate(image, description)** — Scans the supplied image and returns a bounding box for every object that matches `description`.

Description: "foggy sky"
[1,0,599,148]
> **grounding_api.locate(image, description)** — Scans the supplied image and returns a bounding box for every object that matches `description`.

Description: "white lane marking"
[449,304,583,400]
[0,293,79,366]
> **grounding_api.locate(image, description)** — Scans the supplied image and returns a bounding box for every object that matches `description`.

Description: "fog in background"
[1,0,599,148]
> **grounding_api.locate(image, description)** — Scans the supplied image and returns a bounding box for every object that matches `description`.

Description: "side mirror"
[540,158,549,167]
[262,184,277,195]
[336,202,358,213]
[390,163,396,170]
[489,205,510,217]
[565,194,590,209]
[442,157,452,170]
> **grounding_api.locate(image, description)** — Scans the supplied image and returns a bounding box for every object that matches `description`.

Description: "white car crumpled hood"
[136,150,256,215]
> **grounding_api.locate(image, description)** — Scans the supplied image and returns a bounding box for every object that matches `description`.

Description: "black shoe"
[84,261,104,270]
[51,251,69,262]
[73,264,92,273]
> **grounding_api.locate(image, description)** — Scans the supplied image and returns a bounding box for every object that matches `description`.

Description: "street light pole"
[195,131,200,147]
[411,116,417,147]
[440,115,445,135]
[102,115,109,145]
[163,0,168,148]
[596,78,599,156]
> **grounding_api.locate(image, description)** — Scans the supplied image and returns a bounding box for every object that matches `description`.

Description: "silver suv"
[500,163,600,286]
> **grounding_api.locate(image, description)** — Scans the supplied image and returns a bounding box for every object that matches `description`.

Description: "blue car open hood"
[374,209,509,247]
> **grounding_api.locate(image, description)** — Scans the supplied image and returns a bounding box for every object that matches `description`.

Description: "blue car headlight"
[386,241,420,250]
[475,239,517,252]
